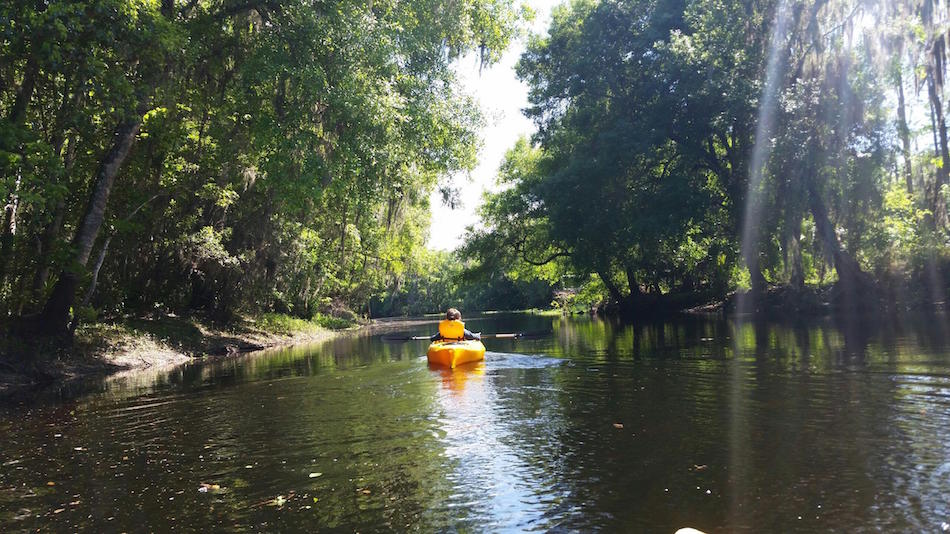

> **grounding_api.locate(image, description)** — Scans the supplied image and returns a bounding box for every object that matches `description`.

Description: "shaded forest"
[4,0,950,356]
[0,0,527,339]
[462,0,950,316]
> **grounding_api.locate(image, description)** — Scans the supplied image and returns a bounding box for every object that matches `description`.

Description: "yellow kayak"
[426,339,486,368]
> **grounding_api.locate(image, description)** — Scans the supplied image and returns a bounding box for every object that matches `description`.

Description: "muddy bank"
[0,314,356,397]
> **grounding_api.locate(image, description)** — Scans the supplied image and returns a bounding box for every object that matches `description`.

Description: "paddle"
[380,335,432,341]
[381,331,551,342]
[479,331,551,339]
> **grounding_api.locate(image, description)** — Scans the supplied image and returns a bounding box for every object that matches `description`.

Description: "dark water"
[3,312,950,532]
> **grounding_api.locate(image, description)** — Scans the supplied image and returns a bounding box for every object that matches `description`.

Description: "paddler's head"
[445,308,462,321]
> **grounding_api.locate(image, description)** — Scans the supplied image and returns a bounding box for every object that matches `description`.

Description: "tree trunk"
[896,64,913,195]
[929,87,941,157]
[724,125,767,293]
[597,269,625,305]
[623,263,642,298]
[598,267,639,316]
[927,62,949,226]
[784,208,804,289]
[80,235,113,309]
[31,135,77,307]
[0,173,21,287]
[74,192,158,313]
[7,57,38,125]
[0,57,39,289]
[39,118,142,336]
[742,245,768,293]
[31,200,65,304]
[805,176,868,298]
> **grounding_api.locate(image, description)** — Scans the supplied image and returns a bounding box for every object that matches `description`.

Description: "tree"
[465,0,945,314]
[1,0,526,345]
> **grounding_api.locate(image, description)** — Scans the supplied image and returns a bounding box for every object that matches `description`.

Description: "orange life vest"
[438,319,466,340]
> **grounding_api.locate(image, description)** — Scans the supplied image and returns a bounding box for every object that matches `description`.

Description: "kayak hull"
[426,340,486,368]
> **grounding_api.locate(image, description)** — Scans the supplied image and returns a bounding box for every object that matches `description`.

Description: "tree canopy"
[463,0,950,314]
[4,0,950,343]
[0,0,526,337]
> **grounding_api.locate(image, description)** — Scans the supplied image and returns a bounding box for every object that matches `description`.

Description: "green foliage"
[0,0,527,325]
[257,313,331,335]
[465,0,738,310]
[462,0,950,313]
[863,184,928,272]
[368,247,556,317]
[5,0,949,326]
[313,313,355,330]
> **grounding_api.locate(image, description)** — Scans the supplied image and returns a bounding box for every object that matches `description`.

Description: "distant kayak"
[426,339,486,368]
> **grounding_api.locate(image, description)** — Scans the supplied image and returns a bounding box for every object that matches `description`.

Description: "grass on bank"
[0,312,358,392]
[72,312,357,361]
[256,313,355,334]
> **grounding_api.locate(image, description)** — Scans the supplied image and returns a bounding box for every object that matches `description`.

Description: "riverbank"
[0,313,359,396]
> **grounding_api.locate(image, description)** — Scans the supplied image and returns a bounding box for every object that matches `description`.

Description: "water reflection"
[430,361,485,395]
[2,312,950,531]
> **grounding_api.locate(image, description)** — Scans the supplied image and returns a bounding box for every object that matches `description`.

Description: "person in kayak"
[430,308,481,341]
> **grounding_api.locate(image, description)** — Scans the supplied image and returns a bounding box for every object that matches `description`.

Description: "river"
[2,312,950,532]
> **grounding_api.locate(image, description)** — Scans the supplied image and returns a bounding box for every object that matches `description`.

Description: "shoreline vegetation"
[0,313,359,397]
[1,281,944,398]
[3,274,943,394]
[5,0,950,398]
[454,0,950,323]
[0,0,528,394]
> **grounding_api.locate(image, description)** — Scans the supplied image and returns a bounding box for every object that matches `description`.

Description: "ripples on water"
[2,313,950,532]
